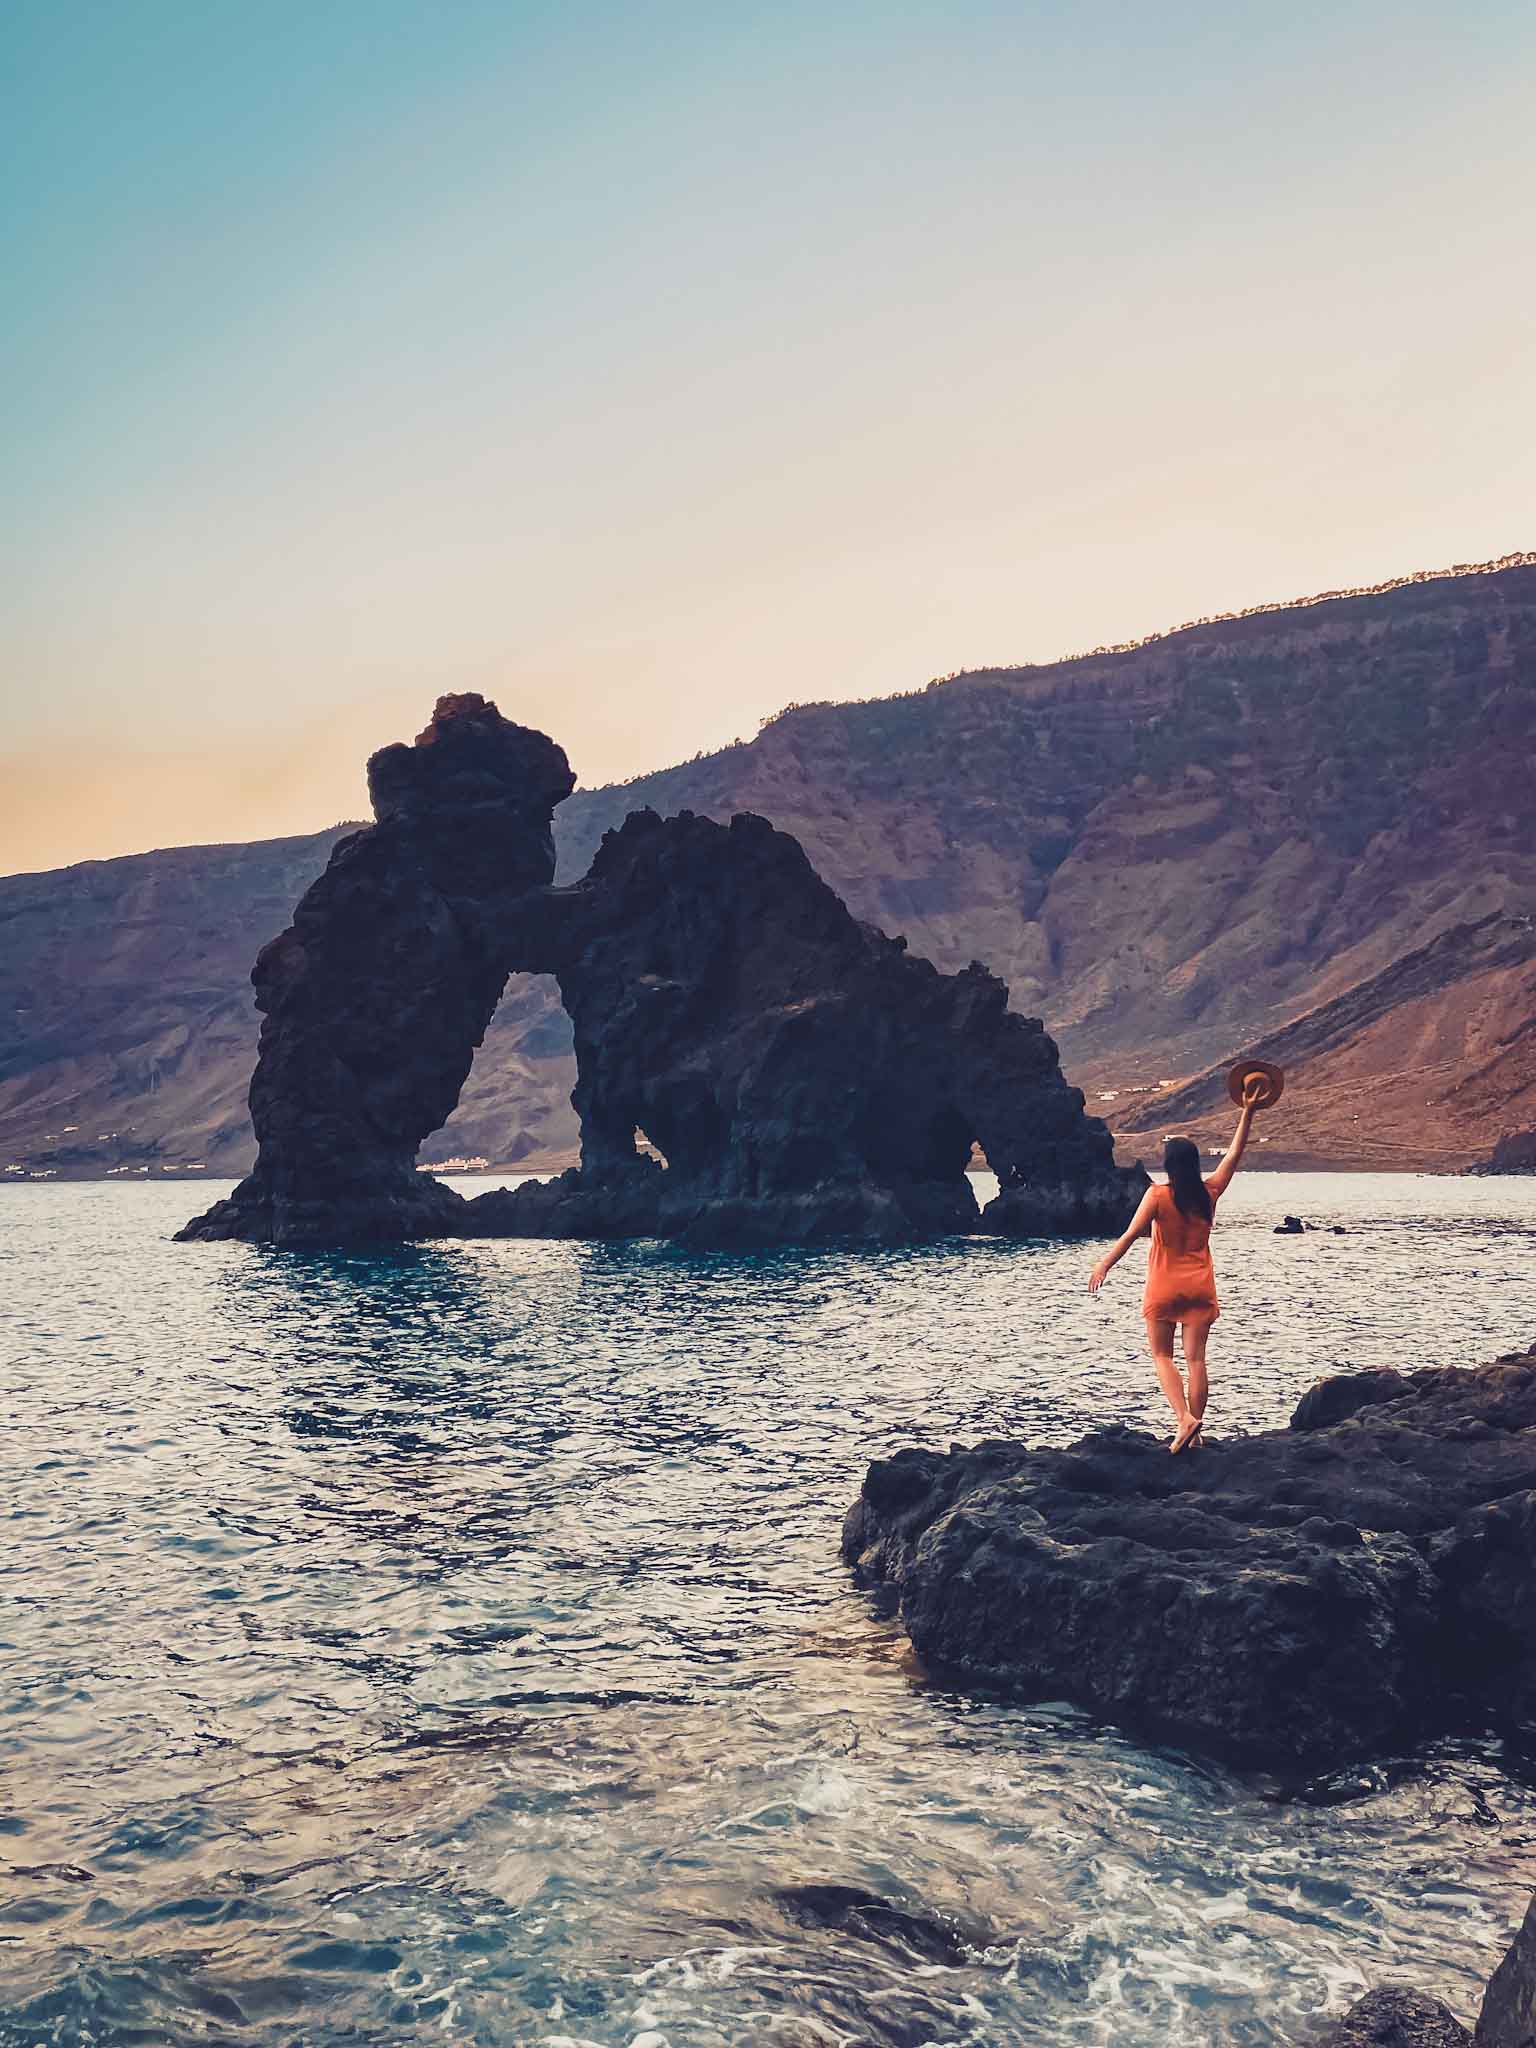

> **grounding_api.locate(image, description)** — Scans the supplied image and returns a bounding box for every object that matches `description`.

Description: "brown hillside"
[3,559,1533,1182]
[1113,915,1536,1171]
[0,832,353,1182]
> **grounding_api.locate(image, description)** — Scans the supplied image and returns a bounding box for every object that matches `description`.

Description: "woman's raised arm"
[1207,1083,1263,1199]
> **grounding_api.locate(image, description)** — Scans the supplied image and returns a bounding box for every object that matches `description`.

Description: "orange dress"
[1142,1182,1220,1324]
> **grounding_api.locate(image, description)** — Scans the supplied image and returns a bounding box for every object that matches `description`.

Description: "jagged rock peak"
[367,693,575,833]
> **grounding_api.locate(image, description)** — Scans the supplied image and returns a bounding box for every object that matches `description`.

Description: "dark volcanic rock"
[1322,1886,1535,2048]
[843,1350,1536,1771]
[178,718,1143,1247]
[460,807,1144,1246]
[177,696,574,1246]
[772,1884,983,1966]
[1291,1370,1410,1430]
[1477,1892,1536,2045]
[1320,1987,1471,2046]
[1471,1127,1536,1176]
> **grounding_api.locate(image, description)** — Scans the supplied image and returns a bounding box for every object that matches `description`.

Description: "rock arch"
[179,699,1145,1248]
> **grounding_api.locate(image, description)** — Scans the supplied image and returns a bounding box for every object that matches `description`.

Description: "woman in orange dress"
[1087,1079,1265,1452]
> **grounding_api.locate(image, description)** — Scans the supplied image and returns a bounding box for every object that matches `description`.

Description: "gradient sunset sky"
[5,0,1534,874]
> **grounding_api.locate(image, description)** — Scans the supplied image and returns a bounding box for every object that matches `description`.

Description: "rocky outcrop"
[1475,1892,1536,2045]
[178,710,1142,1248]
[177,696,574,1246]
[1470,1127,1536,1175]
[1319,1989,1471,2047]
[461,807,1142,1247]
[1317,1887,1536,2046]
[843,1349,1536,1773]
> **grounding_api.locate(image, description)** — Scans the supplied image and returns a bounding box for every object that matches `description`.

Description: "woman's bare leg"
[1146,1319,1195,1443]
[1183,1318,1213,1427]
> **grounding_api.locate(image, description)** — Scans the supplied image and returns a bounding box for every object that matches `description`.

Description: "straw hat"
[1226,1057,1285,1109]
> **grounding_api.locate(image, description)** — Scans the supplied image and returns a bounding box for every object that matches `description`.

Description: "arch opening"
[421,972,580,1177]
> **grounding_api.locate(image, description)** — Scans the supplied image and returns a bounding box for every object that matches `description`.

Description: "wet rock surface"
[1320,1885,1535,2047]
[770,1884,987,1967]
[844,1350,1536,1773]
[1319,1986,1471,2046]
[1475,1891,1536,2045]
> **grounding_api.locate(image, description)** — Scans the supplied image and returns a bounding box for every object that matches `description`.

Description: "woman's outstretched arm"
[1207,1082,1263,1198]
[1088,1186,1159,1293]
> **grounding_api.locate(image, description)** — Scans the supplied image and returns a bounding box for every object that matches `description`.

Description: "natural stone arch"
[181,701,1146,1249]
[464,807,1145,1246]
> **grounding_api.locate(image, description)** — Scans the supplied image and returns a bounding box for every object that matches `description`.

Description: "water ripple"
[1,1172,1534,2045]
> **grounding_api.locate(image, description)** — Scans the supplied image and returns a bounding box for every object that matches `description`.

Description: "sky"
[3,0,1534,875]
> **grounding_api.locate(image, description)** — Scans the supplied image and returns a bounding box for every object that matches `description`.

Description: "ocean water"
[2,1171,1535,2048]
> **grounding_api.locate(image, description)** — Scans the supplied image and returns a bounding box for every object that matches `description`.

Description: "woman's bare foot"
[1169,1414,1201,1455]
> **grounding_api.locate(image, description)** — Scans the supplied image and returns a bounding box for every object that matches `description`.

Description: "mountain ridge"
[4,559,1533,1182]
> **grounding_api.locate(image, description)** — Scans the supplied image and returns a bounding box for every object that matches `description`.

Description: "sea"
[3,1171,1535,2048]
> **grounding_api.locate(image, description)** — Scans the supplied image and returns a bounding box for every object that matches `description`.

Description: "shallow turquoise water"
[2,1172,1534,2046]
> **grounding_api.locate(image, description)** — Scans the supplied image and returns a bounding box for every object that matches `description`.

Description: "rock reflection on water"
[2,1174,1535,2045]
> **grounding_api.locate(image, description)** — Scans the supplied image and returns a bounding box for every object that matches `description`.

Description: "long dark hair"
[1163,1137,1213,1222]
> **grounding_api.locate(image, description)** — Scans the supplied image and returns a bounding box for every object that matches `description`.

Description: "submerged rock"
[843,1349,1536,1772]
[771,1883,985,1966]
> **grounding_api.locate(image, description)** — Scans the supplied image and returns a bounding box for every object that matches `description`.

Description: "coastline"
[5,1155,1525,1185]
